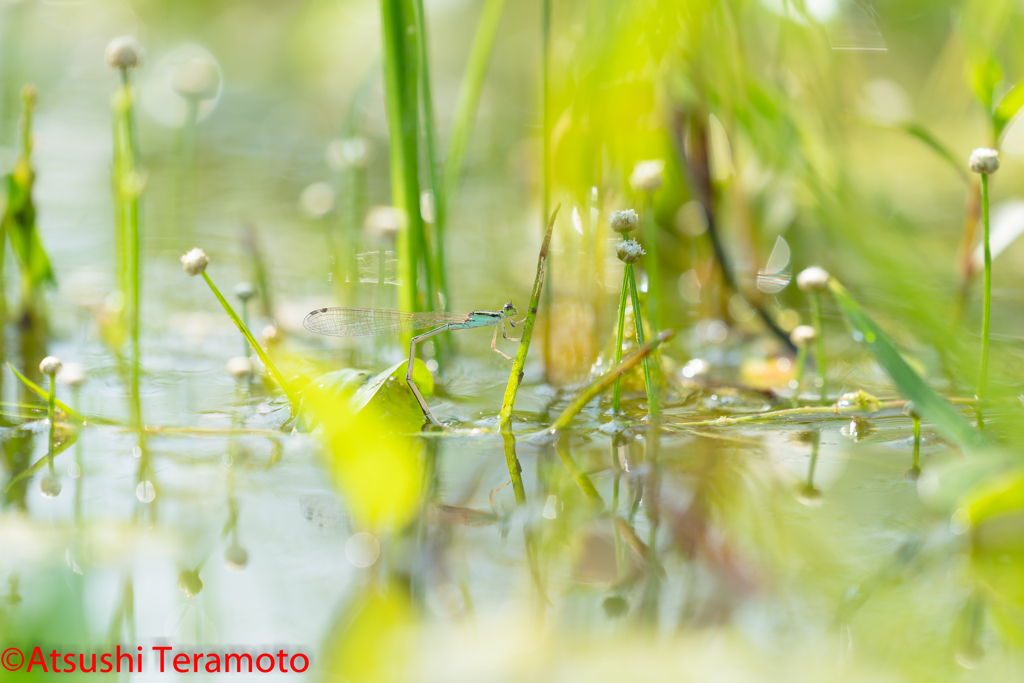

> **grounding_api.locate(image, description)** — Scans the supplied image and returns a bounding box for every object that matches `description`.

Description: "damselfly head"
[503,302,517,317]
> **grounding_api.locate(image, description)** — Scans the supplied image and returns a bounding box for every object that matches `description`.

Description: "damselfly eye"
[504,302,517,316]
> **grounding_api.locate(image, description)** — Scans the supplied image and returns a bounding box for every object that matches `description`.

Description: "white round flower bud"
[790,325,817,347]
[630,160,664,194]
[181,248,209,276]
[969,148,999,175]
[615,239,646,264]
[326,137,372,171]
[233,281,255,301]
[609,209,639,233]
[224,543,249,572]
[796,266,830,292]
[60,362,87,388]
[364,206,406,241]
[226,356,252,380]
[39,356,62,376]
[171,57,221,101]
[39,473,62,498]
[105,36,141,70]
[299,182,335,218]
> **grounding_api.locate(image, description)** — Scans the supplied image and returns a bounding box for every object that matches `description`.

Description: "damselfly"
[303,303,522,427]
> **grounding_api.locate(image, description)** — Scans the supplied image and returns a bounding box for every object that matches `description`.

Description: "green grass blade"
[499,204,559,433]
[5,363,116,425]
[441,0,506,211]
[200,272,300,408]
[827,279,986,449]
[899,123,969,183]
[380,0,432,320]
[547,329,673,434]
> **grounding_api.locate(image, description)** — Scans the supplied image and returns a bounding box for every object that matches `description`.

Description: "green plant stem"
[978,173,991,401]
[554,434,602,507]
[792,344,808,404]
[627,266,657,418]
[641,194,662,331]
[7,363,98,424]
[441,0,506,216]
[810,291,826,402]
[912,415,921,471]
[547,329,673,433]
[412,0,446,315]
[113,71,142,431]
[540,0,552,383]
[380,0,431,326]
[610,265,630,413]
[45,372,55,472]
[200,272,299,408]
[499,204,559,433]
[501,431,526,506]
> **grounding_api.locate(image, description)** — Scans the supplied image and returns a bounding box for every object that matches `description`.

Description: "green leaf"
[970,55,1003,114]
[994,80,1024,140]
[899,123,969,182]
[298,359,434,434]
[827,279,986,450]
[3,170,55,286]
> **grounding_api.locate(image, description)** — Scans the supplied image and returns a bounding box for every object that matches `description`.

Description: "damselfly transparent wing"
[757,236,792,294]
[303,308,471,337]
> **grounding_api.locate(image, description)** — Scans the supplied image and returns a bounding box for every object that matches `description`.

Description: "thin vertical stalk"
[540,0,553,383]
[45,372,55,471]
[441,0,507,216]
[413,0,445,313]
[641,195,662,331]
[499,205,559,433]
[792,344,808,405]
[626,266,657,418]
[978,173,991,401]
[113,71,142,430]
[611,266,629,413]
[810,291,826,402]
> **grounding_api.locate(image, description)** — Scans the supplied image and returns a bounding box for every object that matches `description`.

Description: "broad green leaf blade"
[899,123,969,182]
[827,279,986,450]
[994,80,1024,140]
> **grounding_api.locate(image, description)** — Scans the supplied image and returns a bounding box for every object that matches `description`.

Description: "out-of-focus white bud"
[233,281,255,301]
[629,160,664,194]
[796,266,830,293]
[365,206,406,241]
[790,325,817,347]
[299,182,335,218]
[226,356,252,380]
[171,56,221,101]
[105,36,141,70]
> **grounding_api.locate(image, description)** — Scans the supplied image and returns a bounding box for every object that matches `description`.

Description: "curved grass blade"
[827,279,986,450]
[546,329,674,434]
[899,123,969,183]
[6,363,117,425]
